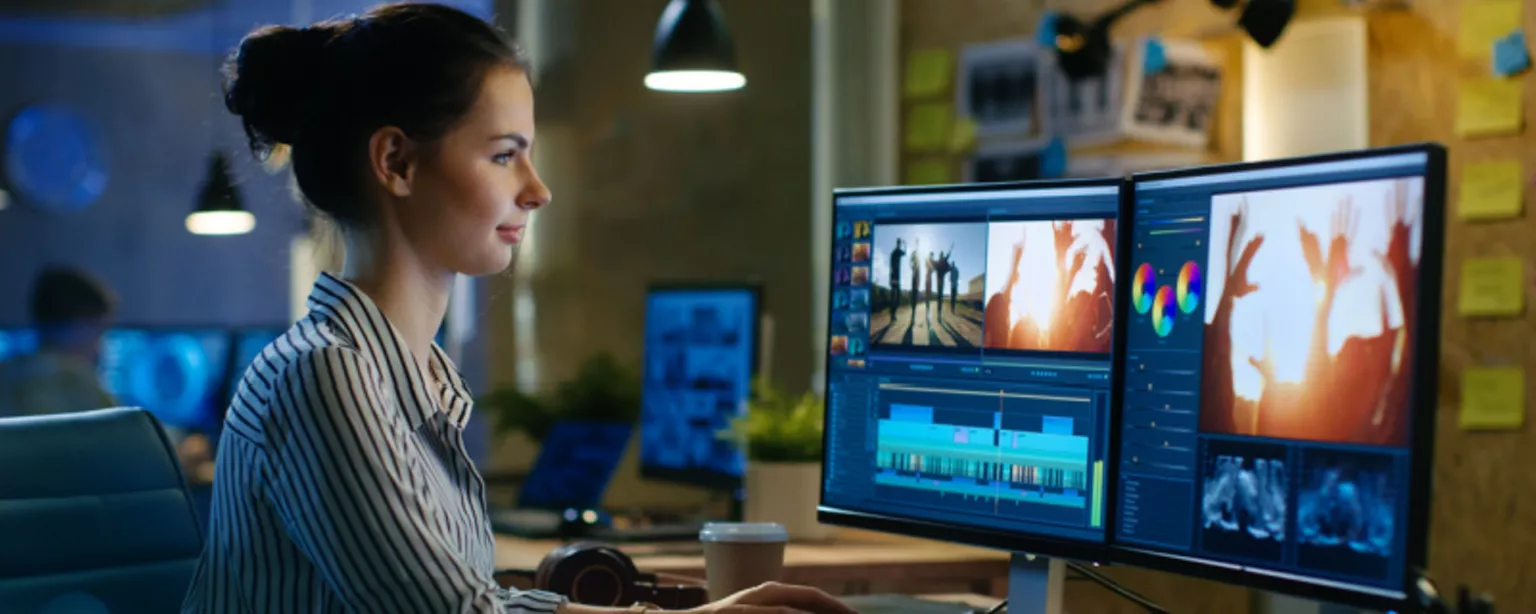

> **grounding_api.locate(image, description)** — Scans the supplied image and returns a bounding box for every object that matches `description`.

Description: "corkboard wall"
[1368,0,1536,608]
[901,0,1247,188]
[904,0,1535,610]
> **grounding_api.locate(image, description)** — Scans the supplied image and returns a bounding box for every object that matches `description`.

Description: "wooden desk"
[495,529,1011,597]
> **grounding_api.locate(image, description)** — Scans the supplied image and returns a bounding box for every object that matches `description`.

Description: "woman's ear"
[368,126,418,198]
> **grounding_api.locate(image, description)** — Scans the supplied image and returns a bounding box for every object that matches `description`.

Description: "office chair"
[0,407,205,614]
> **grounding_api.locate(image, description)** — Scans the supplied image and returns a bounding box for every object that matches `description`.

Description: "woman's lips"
[496,224,524,244]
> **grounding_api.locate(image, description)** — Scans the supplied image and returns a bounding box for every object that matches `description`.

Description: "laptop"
[491,420,633,538]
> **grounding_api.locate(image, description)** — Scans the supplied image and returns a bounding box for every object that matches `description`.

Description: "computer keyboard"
[490,509,564,538]
[592,522,705,543]
[839,594,981,614]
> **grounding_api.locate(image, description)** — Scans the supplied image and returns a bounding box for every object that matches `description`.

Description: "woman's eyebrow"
[490,133,530,149]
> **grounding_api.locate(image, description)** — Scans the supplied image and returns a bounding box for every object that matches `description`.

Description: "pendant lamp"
[186,150,254,236]
[644,0,745,92]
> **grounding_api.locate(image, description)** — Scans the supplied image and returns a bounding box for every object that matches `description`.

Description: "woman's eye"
[492,152,516,165]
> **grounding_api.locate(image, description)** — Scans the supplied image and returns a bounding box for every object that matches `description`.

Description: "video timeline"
[868,381,1106,531]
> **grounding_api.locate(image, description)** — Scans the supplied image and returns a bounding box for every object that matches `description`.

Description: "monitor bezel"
[638,281,764,493]
[1109,142,1445,611]
[817,176,1130,565]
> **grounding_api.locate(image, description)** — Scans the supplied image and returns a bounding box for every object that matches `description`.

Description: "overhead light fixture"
[186,150,254,236]
[1236,0,1295,48]
[1043,0,1164,81]
[645,0,745,92]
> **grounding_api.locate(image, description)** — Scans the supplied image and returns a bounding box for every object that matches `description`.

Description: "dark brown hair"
[222,2,530,228]
[30,266,115,326]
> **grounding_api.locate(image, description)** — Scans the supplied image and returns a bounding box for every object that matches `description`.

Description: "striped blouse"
[182,272,566,614]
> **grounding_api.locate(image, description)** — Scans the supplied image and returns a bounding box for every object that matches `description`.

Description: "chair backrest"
[0,407,205,614]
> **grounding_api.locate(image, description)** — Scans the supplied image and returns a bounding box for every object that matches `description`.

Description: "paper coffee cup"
[699,522,789,601]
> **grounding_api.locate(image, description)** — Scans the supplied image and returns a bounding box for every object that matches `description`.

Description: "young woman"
[184,5,856,614]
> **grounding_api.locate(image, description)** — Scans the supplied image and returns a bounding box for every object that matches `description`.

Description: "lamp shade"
[186,150,254,236]
[645,0,745,92]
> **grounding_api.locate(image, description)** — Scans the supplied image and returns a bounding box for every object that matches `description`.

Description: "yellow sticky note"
[1458,0,1522,59]
[1456,78,1524,138]
[1461,366,1525,430]
[949,118,978,153]
[906,160,952,185]
[904,49,954,99]
[1460,257,1526,317]
[1460,160,1525,221]
[904,103,953,152]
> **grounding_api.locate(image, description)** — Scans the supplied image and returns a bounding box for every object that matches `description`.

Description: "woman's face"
[398,64,549,277]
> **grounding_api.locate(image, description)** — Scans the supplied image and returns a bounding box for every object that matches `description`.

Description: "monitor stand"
[1006,553,1168,614]
[1006,554,1066,614]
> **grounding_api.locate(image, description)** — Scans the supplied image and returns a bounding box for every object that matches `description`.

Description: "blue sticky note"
[1144,38,1168,74]
[1041,136,1068,179]
[1036,12,1059,48]
[1493,30,1530,77]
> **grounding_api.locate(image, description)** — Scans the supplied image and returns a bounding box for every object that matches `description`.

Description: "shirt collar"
[305,272,473,429]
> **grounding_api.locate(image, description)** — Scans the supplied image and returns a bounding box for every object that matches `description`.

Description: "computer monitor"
[1111,144,1444,608]
[227,327,286,400]
[818,178,1125,561]
[98,328,232,430]
[518,420,634,511]
[639,285,761,492]
[0,327,38,363]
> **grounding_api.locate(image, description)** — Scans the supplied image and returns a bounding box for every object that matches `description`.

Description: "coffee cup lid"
[698,522,789,543]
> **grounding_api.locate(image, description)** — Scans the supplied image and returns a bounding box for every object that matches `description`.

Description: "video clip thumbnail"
[850,288,871,311]
[1198,438,1288,565]
[983,219,1116,354]
[868,222,988,350]
[1295,447,1398,582]
[853,242,872,263]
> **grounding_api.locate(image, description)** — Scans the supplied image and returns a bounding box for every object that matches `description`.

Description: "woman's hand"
[685,582,859,614]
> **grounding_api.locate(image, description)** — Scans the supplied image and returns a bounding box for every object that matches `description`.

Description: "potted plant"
[726,378,836,541]
[479,352,641,442]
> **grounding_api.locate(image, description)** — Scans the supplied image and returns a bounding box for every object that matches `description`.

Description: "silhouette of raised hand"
[1375,180,1415,289]
[1227,200,1250,271]
[1248,337,1278,386]
[1054,220,1076,261]
[1228,234,1264,300]
[1324,200,1363,292]
[1006,241,1025,291]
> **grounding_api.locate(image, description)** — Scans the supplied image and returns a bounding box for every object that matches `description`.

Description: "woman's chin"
[458,246,516,277]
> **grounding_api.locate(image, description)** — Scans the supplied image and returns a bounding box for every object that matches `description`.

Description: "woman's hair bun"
[222,24,335,155]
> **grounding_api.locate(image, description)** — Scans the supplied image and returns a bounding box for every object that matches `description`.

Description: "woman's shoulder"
[231,319,389,423]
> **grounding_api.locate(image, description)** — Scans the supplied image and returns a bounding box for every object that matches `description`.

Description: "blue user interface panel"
[227,328,286,399]
[639,287,758,491]
[520,421,634,511]
[1115,152,1433,600]
[821,182,1121,545]
[98,328,231,429]
[0,328,38,363]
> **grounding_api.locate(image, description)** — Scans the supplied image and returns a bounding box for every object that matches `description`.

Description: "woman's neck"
[339,228,453,377]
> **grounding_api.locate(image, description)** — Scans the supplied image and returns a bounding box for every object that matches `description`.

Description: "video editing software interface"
[640,287,758,490]
[1116,152,1432,598]
[823,182,1120,544]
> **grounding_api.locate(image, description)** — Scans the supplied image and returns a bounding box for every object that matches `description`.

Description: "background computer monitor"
[639,285,761,492]
[818,179,1125,561]
[0,327,38,363]
[518,420,634,511]
[226,327,286,400]
[1111,144,1444,608]
[98,327,232,430]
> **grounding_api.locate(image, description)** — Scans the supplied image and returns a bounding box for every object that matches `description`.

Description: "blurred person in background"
[0,266,117,417]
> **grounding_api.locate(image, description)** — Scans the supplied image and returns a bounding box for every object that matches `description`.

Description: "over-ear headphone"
[500,543,710,609]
